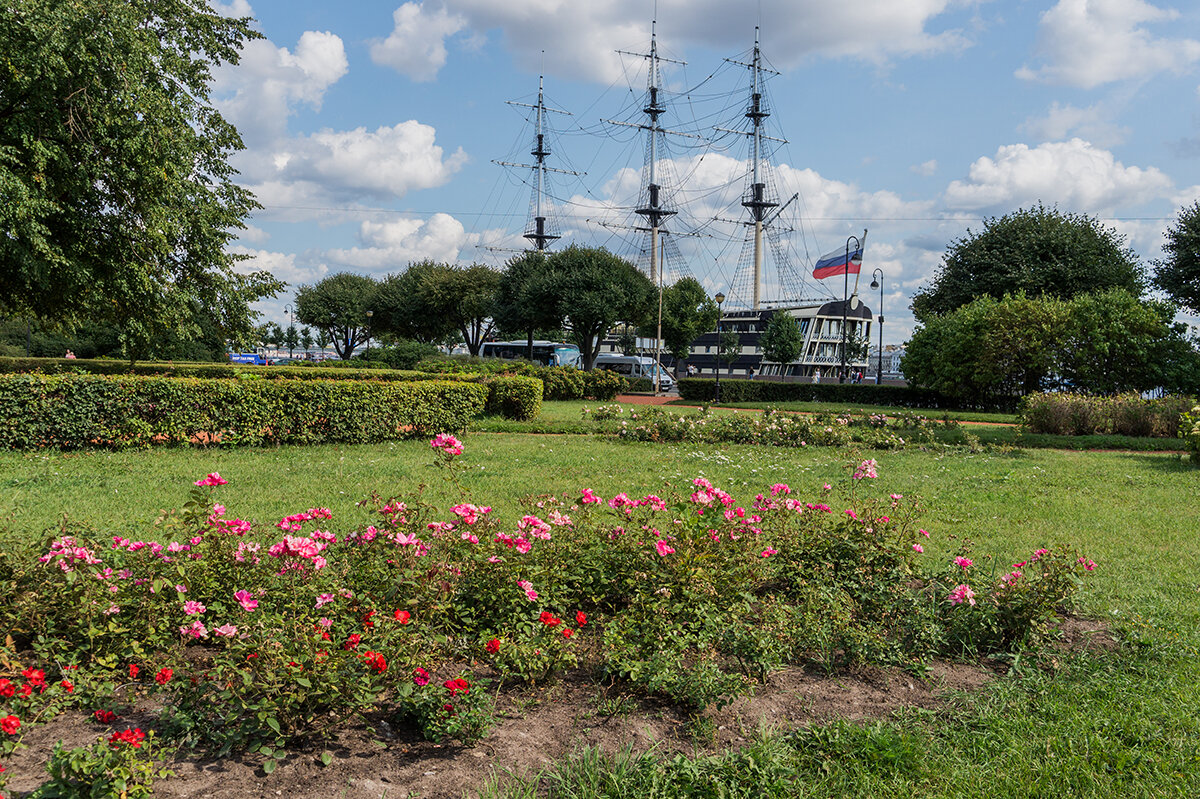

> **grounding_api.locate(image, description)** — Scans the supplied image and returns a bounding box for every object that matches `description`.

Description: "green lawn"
[3,426,1199,797]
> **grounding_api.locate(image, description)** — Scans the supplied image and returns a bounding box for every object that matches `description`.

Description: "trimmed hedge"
[415,357,623,401]
[1020,392,1195,438]
[483,375,543,421]
[0,374,489,450]
[0,357,543,420]
[678,377,1018,412]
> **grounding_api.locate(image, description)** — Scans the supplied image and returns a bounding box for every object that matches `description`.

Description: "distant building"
[867,344,906,379]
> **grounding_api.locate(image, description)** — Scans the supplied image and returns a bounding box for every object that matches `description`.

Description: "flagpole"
[840,233,862,384]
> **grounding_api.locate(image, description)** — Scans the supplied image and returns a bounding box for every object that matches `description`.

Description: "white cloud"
[438,0,973,83]
[1020,101,1130,148]
[279,123,468,200]
[943,138,1173,214]
[231,245,327,287]
[912,159,938,176]
[326,214,469,271]
[214,30,348,146]
[371,2,467,81]
[1017,0,1200,88]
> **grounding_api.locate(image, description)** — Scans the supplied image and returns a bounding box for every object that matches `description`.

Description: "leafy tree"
[300,327,314,354]
[911,205,1143,323]
[492,251,564,357]
[284,325,300,358]
[615,326,638,356]
[902,292,1069,404]
[0,0,282,358]
[1060,289,1197,395]
[718,331,741,369]
[545,246,656,370]
[759,311,803,366]
[263,323,284,350]
[314,327,332,354]
[1154,201,1200,315]
[416,263,502,357]
[372,261,454,345]
[295,273,378,360]
[638,277,720,360]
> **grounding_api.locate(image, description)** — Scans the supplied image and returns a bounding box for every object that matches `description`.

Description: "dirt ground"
[5,620,1116,799]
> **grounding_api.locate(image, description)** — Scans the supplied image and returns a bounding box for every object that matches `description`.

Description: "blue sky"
[212,0,1200,345]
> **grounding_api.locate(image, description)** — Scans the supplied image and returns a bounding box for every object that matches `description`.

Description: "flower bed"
[0,437,1095,794]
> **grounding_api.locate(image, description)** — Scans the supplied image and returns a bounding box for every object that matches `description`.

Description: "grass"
[4,415,1199,796]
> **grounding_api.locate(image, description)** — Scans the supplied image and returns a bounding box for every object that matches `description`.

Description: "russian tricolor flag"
[811,244,864,280]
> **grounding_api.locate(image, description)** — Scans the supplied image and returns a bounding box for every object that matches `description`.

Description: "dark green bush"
[0,374,490,450]
[483,376,544,421]
[678,377,1016,412]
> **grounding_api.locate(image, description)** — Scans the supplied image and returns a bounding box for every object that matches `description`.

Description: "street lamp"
[364,310,374,359]
[869,269,884,385]
[714,292,726,403]
[840,234,863,384]
[284,304,294,359]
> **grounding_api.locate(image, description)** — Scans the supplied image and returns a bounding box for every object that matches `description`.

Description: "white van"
[593,354,674,391]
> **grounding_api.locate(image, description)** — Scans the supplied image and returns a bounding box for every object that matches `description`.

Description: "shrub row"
[678,377,1018,412]
[0,374,493,450]
[1019,392,1195,438]
[415,357,624,401]
[0,358,544,423]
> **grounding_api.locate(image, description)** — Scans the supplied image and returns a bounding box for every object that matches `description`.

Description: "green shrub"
[0,374,489,450]
[484,376,543,421]
[581,368,623,401]
[1020,392,1194,437]
[1183,405,1200,463]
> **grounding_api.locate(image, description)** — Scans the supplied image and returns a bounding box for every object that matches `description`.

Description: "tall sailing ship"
[492,22,876,382]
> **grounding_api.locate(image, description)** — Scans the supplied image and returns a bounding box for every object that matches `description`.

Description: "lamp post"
[284,304,294,359]
[869,269,884,384]
[714,292,726,403]
[364,310,374,359]
[840,234,862,384]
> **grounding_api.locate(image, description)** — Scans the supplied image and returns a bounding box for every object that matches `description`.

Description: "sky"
[211,0,1200,346]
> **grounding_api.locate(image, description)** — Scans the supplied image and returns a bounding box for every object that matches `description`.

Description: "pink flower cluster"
[39,536,102,572]
[853,459,879,480]
[517,580,538,601]
[194,473,228,486]
[275,508,333,533]
[451,503,491,525]
[580,488,602,505]
[690,478,734,508]
[430,433,464,456]
[948,584,976,606]
[267,534,330,570]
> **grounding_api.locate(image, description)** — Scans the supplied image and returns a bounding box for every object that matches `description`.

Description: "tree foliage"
[639,277,719,360]
[372,261,452,345]
[545,247,655,369]
[415,263,501,356]
[295,273,378,360]
[759,311,803,365]
[718,331,741,366]
[492,251,564,356]
[1154,200,1200,316]
[0,0,283,356]
[911,205,1144,323]
[903,290,1198,403]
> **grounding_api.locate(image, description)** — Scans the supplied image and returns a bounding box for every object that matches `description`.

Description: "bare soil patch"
[6,660,995,799]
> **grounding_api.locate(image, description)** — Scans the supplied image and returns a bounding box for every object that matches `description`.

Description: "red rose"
[128,664,140,679]
[413,668,430,686]
[576,611,587,627]
[155,668,173,685]
[343,633,361,650]
[22,668,46,687]
[393,609,411,624]
[60,679,74,693]
[1,715,20,735]
[485,638,500,654]
[540,611,561,627]
[562,628,574,639]
[0,679,13,698]
[362,611,376,629]
[94,709,118,724]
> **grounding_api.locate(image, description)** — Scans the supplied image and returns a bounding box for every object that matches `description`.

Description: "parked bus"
[479,340,582,368]
[593,354,674,391]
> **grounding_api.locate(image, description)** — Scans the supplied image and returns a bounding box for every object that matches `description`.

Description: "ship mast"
[717,28,790,309]
[494,72,578,251]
